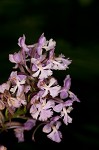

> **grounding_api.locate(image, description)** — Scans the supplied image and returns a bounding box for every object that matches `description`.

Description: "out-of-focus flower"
[0,145,7,150]
[23,119,36,131]
[14,128,24,142]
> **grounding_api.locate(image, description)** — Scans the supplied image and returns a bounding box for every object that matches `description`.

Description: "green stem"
[32,122,48,141]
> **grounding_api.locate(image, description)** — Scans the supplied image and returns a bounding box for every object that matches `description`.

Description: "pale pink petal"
[43,124,51,133]
[14,128,24,142]
[39,109,53,121]
[32,70,40,78]
[53,103,63,112]
[31,111,39,120]
[47,130,62,143]
[24,119,36,131]
[49,86,61,97]
[43,100,55,109]
[39,69,52,79]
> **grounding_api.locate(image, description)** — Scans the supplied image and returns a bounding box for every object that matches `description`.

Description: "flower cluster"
[0,33,79,143]
[0,145,7,150]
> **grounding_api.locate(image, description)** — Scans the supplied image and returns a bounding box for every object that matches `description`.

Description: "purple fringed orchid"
[31,57,52,79]
[0,81,10,93]
[9,51,25,66]
[14,119,36,142]
[30,99,55,121]
[9,71,26,96]
[43,116,62,143]
[37,33,56,55]
[53,100,73,125]
[23,119,36,131]
[14,128,24,142]
[60,75,71,99]
[60,75,80,102]
[47,49,71,70]
[18,34,30,52]
[37,78,61,98]
[0,33,80,144]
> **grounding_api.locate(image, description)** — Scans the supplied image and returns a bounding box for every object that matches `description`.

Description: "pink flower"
[0,81,10,93]
[0,33,80,144]
[14,128,24,142]
[37,78,61,98]
[36,33,56,55]
[31,57,52,79]
[0,145,7,150]
[7,92,26,108]
[23,119,36,131]
[53,100,73,125]
[43,118,62,143]
[9,51,24,65]
[48,50,71,70]
[18,34,29,52]
[9,71,26,96]
[30,99,55,121]
[60,75,71,99]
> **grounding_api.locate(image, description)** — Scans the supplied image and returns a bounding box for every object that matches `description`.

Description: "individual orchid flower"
[14,119,36,142]
[53,100,73,125]
[30,99,55,121]
[60,75,71,99]
[9,51,25,66]
[0,81,10,93]
[9,71,26,96]
[8,96,22,108]
[31,57,52,79]
[0,145,7,150]
[60,75,80,102]
[14,128,24,142]
[36,33,56,56]
[48,49,71,70]
[43,116,62,143]
[43,38,56,51]
[23,119,36,131]
[37,78,61,98]
[18,34,36,54]
[18,34,30,52]
[36,33,47,55]
[5,90,26,108]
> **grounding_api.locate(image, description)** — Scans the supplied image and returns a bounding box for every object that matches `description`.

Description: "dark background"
[0,0,99,149]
